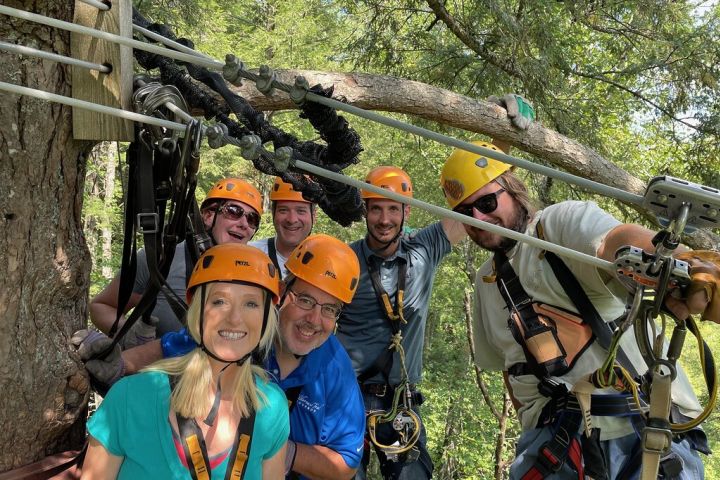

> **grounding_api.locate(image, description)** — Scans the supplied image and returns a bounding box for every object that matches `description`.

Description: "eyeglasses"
[289,290,342,320]
[217,203,260,230]
[454,188,506,217]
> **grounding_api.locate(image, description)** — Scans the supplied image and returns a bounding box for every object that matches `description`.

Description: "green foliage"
[81,1,720,477]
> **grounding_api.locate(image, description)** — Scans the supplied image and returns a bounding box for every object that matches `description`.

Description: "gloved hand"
[487,93,535,130]
[119,316,159,350]
[70,329,125,388]
[285,439,297,475]
[671,251,720,323]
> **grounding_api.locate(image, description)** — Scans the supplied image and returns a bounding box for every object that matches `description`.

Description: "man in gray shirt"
[336,166,465,480]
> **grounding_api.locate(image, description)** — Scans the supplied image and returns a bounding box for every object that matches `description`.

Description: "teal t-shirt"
[87,371,289,479]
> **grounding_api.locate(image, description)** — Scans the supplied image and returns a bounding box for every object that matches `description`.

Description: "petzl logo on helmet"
[324,270,337,279]
[235,260,250,267]
[442,179,464,201]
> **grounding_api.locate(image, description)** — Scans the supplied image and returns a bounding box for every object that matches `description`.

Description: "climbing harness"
[173,374,257,480]
[358,249,421,463]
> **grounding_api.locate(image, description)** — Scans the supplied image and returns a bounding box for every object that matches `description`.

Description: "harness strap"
[521,410,584,480]
[357,255,408,384]
[640,369,673,480]
[542,248,639,378]
[176,391,257,479]
[266,237,282,279]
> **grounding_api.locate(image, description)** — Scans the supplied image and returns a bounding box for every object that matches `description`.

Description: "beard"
[470,207,530,253]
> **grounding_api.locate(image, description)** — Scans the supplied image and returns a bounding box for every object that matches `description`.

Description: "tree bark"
[231,70,718,250]
[101,142,117,280]
[0,1,92,471]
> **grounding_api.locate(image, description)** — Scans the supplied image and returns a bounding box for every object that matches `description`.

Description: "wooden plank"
[71,0,133,141]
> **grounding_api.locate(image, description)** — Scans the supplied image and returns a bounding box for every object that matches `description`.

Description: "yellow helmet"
[361,166,413,200]
[269,177,311,203]
[440,141,511,209]
[201,178,263,215]
[285,234,360,304]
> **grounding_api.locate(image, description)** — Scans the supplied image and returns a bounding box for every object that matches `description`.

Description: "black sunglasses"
[217,203,260,229]
[455,188,506,217]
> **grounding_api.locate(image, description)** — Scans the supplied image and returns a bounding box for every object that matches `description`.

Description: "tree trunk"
[101,142,117,280]
[0,1,92,471]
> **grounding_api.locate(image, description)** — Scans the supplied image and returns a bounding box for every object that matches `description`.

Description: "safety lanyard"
[176,409,256,480]
[366,254,408,329]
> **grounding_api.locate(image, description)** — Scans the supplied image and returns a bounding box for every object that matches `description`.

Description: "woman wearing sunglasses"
[87,177,265,345]
[82,244,289,479]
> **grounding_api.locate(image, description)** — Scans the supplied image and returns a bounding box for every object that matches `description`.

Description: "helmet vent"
[202,255,215,269]
[475,157,488,168]
[301,252,314,264]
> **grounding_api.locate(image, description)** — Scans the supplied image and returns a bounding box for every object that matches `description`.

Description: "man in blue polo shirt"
[336,166,466,480]
[271,233,365,479]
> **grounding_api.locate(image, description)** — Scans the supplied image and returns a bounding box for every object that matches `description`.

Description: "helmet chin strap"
[197,284,272,425]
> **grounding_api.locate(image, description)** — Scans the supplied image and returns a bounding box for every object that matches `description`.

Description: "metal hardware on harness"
[132,80,189,155]
[136,212,159,234]
[614,246,690,292]
[642,176,720,232]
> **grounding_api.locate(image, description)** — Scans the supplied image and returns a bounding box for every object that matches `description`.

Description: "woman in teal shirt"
[83,244,289,479]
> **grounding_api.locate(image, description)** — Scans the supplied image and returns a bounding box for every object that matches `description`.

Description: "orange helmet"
[201,178,263,215]
[361,166,413,201]
[269,177,311,203]
[285,234,360,304]
[187,244,280,303]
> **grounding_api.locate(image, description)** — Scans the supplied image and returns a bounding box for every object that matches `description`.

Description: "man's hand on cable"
[70,329,125,388]
[665,250,720,323]
[119,316,159,350]
[488,93,535,130]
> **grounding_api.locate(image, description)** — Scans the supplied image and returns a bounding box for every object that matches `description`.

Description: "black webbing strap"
[357,255,408,384]
[266,237,281,279]
[104,122,200,353]
[113,138,141,335]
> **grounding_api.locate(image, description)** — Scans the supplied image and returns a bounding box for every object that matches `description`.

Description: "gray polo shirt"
[336,222,451,385]
[133,241,188,336]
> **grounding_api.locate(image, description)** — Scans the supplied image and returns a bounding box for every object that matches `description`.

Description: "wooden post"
[71,0,133,141]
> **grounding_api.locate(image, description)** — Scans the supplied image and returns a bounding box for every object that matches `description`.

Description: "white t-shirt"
[249,237,289,279]
[473,200,701,439]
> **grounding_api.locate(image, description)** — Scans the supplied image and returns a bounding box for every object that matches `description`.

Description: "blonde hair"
[145,283,278,419]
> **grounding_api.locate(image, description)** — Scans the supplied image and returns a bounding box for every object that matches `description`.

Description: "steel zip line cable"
[130,9,643,207]
[0,4,643,206]
[0,40,111,73]
[0,81,186,132]
[78,0,110,11]
[0,5,625,271]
